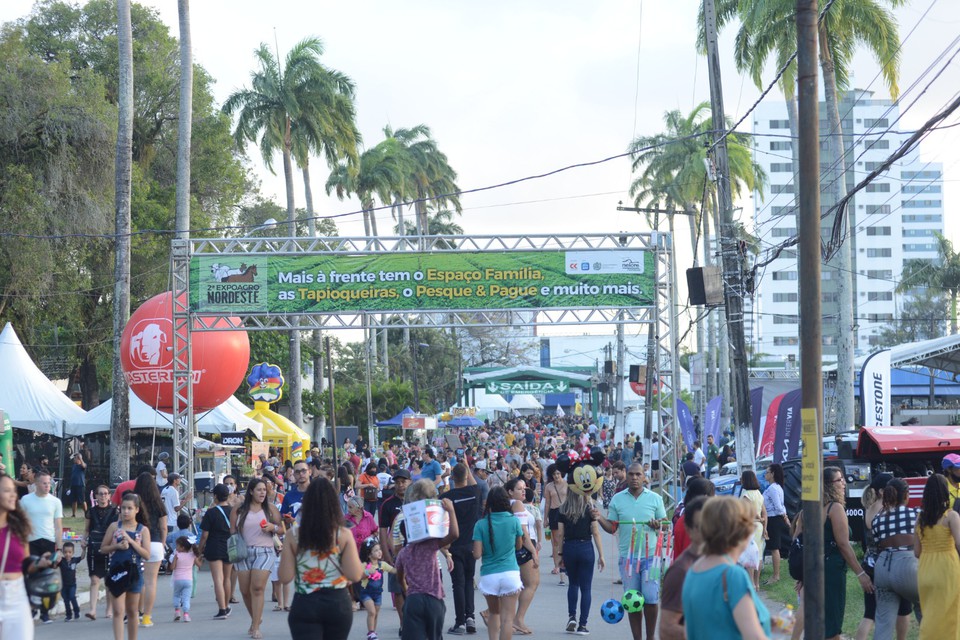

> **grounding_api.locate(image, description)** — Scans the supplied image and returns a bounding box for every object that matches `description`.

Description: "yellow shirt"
[505,433,515,446]
[949,478,960,506]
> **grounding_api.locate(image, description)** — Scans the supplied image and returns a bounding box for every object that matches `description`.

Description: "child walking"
[359,539,396,640]
[59,540,85,620]
[169,536,202,622]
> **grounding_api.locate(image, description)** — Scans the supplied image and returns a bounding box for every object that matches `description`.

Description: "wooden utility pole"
[797,0,825,636]
[702,0,755,469]
[110,0,133,483]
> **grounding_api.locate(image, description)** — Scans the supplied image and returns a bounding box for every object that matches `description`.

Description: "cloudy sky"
[2,1,958,346]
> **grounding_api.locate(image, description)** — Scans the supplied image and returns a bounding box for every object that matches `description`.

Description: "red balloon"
[120,292,250,412]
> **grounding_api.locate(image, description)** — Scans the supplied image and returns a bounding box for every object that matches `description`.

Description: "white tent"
[474,390,511,411]
[64,393,262,439]
[0,323,86,436]
[509,394,543,411]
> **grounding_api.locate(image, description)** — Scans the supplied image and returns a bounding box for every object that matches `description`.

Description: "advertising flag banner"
[757,392,784,457]
[860,349,891,428]
[704,395,723,442]
[190,250,655,314]
[676,400,696,451]
[750,387,764,443]
[773,388,803,462]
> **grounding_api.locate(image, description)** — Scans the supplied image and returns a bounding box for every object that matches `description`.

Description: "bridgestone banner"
[860,349,891,427]
[190,250,654,314]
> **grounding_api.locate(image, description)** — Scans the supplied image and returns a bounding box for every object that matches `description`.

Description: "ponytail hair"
[881,478,909,509]
[483,487,511,554]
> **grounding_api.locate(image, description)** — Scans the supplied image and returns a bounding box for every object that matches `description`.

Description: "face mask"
[227,485,236,493]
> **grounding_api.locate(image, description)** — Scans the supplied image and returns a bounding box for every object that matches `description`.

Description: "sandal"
[251,631,263,640]
[513,626,533,635]
[85,613,96,621]
[273,605,283,612]
[480,610,489,627]
[550,568,560,575]
[283,607,290,612]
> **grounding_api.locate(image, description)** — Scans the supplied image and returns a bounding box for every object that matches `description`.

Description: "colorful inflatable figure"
[247,362,284,404]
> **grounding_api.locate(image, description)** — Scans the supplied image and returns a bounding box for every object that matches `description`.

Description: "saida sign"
[485,380,570,394]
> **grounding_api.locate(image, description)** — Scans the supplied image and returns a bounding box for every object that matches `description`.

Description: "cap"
[393,469,411,480]
[264,465,275,472]
[474,460,487,470]
[167,472,181,481]
[943,453,960,470]
[868,472,893,491]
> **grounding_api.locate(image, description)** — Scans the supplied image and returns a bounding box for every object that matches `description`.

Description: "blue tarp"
[446,415,484,428]
[544,393,577,408]
[375,406,416,427]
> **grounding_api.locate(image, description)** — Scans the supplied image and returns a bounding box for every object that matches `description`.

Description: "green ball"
[621,589,645,613]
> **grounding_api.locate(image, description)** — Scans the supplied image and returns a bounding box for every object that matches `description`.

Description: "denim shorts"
[618,557,659,605]
[478,570,523,597]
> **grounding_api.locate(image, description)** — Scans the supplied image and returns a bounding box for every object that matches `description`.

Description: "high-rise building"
[750,89,945,362]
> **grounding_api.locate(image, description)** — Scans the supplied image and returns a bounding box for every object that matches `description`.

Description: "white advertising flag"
[860,349,891,428]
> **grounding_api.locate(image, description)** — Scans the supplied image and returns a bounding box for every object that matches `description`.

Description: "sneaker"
[183,613,191,623]
[368,633,379,640]
[225,607,232,617]
[42,618,53,625]
[213,609,228,620]
[465,617,477,634]
[566,617,577,633]
[65,616,73,622]
[576,625,590,635]
[174,608,181,622]
[448,625,466,635]
[141,614,154,627]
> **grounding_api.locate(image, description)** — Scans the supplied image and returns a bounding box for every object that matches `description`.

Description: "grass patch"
[759,565,920,639]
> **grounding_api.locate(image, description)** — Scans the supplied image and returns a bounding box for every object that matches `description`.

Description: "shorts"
[236,546,276,572]
[618,557,659,605]
[87,550,109,578]
[651,460,660,471]
[388,572,403,595]
[478,570,523,597]
[766,514,791,555]
[548,507,560,531]
[148,541,165,563]
[68,485,86,506]
[359,587,383,607]
[270,553,281,582]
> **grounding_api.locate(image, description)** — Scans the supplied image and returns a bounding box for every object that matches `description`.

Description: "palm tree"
[396,207,464,248]
[383,125,462,246]
[629,103,764,409]
[707,0,903,431]
[898,233,960,335]
[326,139,406,239]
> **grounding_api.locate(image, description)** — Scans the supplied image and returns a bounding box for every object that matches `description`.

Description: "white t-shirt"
[21,493,63,542]
[650,441,660,461]
[376,472,392,498]
[156,460,168,487]
[161,484,180,523]
[693,447,706,470]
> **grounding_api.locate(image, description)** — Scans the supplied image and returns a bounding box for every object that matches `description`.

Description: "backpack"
[788,533,804,581]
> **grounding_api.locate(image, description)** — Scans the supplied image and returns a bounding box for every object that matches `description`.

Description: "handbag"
[218,505,248,563]
[272,533,283,554]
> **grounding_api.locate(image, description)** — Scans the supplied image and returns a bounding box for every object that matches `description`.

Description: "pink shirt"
[172,550,195,580]
[1,526,26,574]
[240,508,276,548]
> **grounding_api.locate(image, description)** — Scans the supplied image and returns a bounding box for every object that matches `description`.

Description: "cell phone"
[50,551,61,564]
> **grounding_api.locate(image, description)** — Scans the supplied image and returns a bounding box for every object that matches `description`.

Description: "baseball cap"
[264,465,275,473]
[943,453,960,470]
[167,472,181,481]
[869,472,893,492]
[393,469,411,480]
[474,460,487,470]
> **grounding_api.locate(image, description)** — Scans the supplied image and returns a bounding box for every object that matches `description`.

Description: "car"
[709,456,773,496]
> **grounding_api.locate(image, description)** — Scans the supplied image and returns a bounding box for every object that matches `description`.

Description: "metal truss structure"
[169,233,682,507]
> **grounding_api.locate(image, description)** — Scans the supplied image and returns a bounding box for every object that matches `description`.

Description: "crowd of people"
[3,415,960,640]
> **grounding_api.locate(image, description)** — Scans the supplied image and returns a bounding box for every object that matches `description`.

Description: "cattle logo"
[129,320,171,367]
[210,263,259,283]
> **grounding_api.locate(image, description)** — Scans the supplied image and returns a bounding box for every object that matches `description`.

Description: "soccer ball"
[621,589,645,613]
[600,598,624,624]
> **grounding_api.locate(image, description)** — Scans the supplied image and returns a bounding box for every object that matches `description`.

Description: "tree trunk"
[302,161,316,237]
[821,28,854,433]
[362,209,371,236]
[711,191,730,425]
[110,0,133,483]
[381,316,389,379]
[395,199,405,237]
[952,292,958,335]
[175,0,192,240]
[282,124,303,429]
[78,353,100,410]
[312,330,325,442]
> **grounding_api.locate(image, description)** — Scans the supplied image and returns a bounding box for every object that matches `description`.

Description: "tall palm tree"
[707,0,903,431]
[224,36,348,430]
[326,139,406,239]
[383,125,462,246]
[629,103,764,409]
[396,207,465,248]
[898,233,960,335]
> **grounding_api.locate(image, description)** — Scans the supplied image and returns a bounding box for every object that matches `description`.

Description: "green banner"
[485,379,570,394]
[190,249,654,314]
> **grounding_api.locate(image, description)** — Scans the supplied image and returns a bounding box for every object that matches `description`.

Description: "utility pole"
[797,0,825,637]
[702,0,754,469]
[615,318,626,442]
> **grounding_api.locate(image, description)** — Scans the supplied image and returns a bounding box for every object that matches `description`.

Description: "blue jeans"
[563,540,594,626]
[62,584,79,617]
[172,579,192,612]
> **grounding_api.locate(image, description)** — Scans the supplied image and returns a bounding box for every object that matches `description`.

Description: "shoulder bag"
[219,505,248,563]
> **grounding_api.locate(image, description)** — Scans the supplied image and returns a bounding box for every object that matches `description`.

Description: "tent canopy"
[824,334,960,376]
[64,393,263,439]
[509,394,543,410]
[376,406,416,427]
[446,415,483,428]
[0,323,86,436]
[474,391,511,411]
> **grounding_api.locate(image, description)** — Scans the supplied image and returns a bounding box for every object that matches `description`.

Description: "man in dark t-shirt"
[444,463,481,634]
[681,453,701,485]
[379,469,411,627]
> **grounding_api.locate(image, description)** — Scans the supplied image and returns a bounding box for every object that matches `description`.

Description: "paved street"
[36,542,638,640]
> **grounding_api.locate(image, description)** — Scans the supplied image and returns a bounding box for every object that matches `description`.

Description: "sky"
[1,0,958,342]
